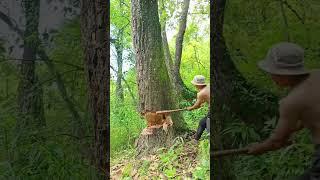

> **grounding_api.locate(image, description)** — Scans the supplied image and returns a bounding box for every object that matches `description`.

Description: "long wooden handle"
[212,148,248,158]
[156,108,187,114]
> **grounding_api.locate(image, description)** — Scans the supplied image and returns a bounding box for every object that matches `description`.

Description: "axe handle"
[156,108,187,114]
[212,148,248,158]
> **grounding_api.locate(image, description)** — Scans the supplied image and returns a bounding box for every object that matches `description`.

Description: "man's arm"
[248,99,301,154]
[187,93,204,111]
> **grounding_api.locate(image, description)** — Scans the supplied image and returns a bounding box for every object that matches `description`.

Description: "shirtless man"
[187,75,210,140]
[246,42,320,179]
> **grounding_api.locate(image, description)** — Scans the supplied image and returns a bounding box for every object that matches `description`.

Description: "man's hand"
[247,139,292,155]
[246,142,269,155]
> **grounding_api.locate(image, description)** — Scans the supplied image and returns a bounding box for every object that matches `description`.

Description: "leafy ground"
[110,132,209,179]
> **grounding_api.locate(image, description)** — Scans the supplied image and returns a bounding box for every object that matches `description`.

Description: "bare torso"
[198,85,210,105]
[283,70,320,144]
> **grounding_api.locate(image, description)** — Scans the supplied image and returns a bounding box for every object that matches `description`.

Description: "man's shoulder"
[280,87,306,111]
[199,86,210,95]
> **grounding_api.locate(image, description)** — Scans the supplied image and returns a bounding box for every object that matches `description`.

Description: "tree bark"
[131,0,187,156]
[174,0,189,74]
[211,1,233,179]
[80,0,109,177]
[16,0,45,130]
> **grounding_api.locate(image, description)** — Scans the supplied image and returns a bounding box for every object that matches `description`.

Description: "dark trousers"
[296,145,320,180]
[195,111,210,140]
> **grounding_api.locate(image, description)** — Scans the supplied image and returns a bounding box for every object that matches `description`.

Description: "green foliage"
[223,0,320,178]
[110,0,132,50]
[110,69,144,157]
[232,139,313,179]
[222,120,260,147]
[122,163,134,178]
[225,0,320,93]
[192,139,210,179]
[0,19,102,178]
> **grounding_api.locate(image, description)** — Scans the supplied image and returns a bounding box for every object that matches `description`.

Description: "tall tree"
[16,0,45,130]
[110,0,132,102]
[131,0,187,156]
[211,1,233,178]
[80,0,109,177]
[160,0,196,100]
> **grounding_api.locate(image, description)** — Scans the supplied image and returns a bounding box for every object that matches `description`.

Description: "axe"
[212,148,248,158]
[156,108,188,114]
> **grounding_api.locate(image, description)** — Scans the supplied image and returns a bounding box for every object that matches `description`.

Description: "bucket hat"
[191,75,206,86]
[258,42,309,75]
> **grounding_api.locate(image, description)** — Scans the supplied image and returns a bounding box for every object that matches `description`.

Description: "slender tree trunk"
[17,0,45,131]
[131,0,187,157]
[80,0,109,177]
[173,0,194,99]
[161,0,196,100]
[111,65,137,105]
[115,35,124,101]
[174,0,189,78]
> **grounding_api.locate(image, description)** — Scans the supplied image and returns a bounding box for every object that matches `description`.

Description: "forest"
[0,0,319,179]
[0,0,108,179]
[212,0,320,179]
[110,0,210,179]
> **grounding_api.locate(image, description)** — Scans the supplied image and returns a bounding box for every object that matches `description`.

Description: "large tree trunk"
[16,0,45,131]
[211,1,233,179]
[80,0,109,177]
[131,0,187,157]
[161,0,196,100]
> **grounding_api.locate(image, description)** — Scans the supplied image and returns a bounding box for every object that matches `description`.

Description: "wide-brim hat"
[258,42,309,75]
[191,75,206,86]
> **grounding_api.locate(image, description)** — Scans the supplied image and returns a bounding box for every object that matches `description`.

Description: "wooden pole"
[212,148,248,158]
[156,108,187,114]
